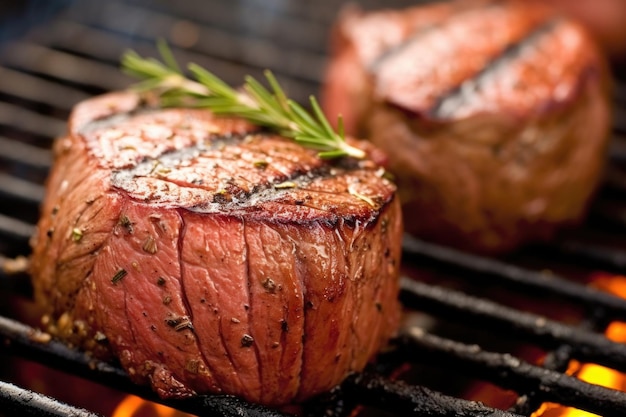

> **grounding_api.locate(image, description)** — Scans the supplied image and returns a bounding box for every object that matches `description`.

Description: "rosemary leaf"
[319,149,352,159]
[157,39,182,74]
[188,64,237,100]
[293,136,335,150]
[288,100,324,137]
[121,43,365,159]
[264,70,289,109]
[309,96,336,140]
[243,76,290,125]
[131,77,171,93]
[337,115,345,139]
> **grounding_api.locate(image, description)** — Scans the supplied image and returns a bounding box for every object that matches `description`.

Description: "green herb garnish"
[121,41,365,160]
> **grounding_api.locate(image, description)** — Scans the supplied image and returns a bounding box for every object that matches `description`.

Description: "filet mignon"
[323,0,612,254]
[29,91,402,406]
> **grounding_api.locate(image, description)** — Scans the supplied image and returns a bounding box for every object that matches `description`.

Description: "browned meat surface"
[323,0,612,254]
[545,0,626,57]
[29,91,402,405]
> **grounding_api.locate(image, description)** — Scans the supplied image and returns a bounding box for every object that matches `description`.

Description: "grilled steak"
[29,91,402,405]
[323,0,612,254]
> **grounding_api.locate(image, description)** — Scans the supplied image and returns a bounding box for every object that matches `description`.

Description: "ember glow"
[533,274,626,417]
[112,395,194,417]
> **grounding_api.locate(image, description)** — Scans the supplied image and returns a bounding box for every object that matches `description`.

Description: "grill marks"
[81,108,259,171]
[82,112,392,222]
[370,1,560,118]
[109,130,325,210]
[84,106,340,212]
[431,19,561,119]
[69,93,396,224]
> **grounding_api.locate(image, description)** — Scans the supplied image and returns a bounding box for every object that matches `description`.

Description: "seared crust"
[30,91,403,405]
[72,92,394,224]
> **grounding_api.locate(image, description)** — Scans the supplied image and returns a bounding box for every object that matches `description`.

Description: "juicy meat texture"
[323,0,612,254]
[29,91,402,405]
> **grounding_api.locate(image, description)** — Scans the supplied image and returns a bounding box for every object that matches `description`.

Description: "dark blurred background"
[0,1,75,42]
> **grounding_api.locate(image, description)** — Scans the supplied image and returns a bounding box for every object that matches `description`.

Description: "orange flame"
[112,395,194,417]
[534,274,626,417]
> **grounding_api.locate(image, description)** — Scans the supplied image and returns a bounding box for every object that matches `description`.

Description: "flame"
[534,274,626,417]
[112,395,194,417]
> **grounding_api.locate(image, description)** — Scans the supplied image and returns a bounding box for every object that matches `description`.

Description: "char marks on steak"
[324,0,612,254]
[30,92,402,405]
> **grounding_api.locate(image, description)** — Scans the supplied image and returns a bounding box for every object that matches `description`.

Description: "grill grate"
[0,313,523,417]
[0,381,100,417]
[2,0,626,416]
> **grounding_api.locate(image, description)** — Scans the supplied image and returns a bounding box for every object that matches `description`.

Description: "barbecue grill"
[2,0,626,416]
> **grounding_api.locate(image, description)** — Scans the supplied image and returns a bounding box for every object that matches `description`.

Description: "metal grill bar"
[548,238,626,273]
[399,278,626,372]
[400,329,626,417]
[0,381,101,417]
[0,137,52,169]
[0,66,89,111]
[4,270,626,416]
[1,41,129,92]
[402,236,626,320]
[341,373,523,417]
[25,16,315,103]
[0,312,530,417]
[507,315,605,415]
[63,1,325,83]
[0,314,292,417]
[0,173,45,203]
[0,213,35,241]
[0,101,66,139]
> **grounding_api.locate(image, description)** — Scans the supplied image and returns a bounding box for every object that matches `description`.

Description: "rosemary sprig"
[121,41,365,159]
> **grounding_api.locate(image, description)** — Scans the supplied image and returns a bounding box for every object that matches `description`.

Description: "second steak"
[324,0,612,254]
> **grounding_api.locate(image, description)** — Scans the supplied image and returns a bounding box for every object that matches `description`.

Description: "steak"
[29,91,403,406]
[323,0,612,254]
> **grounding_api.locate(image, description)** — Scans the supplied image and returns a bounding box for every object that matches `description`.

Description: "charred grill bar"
[0,315,290,417]
[402,236,626,317]
[0,313,524,417]
[399,278,626,372]
[2,0,626,416]
[0,381,99,417]
[398,329,626,417]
